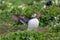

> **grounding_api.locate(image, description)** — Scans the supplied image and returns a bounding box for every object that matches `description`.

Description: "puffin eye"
[32,14,37,17]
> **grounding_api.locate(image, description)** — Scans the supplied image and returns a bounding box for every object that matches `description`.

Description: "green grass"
[0,30,60,40]
[0,0,60,40]
[0,0,60,35]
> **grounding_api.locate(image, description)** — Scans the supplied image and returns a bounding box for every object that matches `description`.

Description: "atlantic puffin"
[27,14,43,30]
[12,13,43,30]
[42,0,52,9]
[46,0,52,6]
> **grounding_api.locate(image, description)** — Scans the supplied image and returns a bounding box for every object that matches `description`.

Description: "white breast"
[27,18,39,30]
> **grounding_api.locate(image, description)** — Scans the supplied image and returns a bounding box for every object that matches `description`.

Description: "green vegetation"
[0,0,60,40]
[0,30,60,40]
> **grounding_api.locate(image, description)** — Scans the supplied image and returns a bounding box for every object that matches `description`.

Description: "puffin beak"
[36,14,44,18]
[31,13,44,18]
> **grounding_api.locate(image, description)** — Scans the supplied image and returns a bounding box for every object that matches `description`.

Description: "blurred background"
[0,0,60,40]
[0,0,60,38]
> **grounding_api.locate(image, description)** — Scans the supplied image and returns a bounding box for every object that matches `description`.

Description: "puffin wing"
[12,14,29,24]
[18,15,29,24]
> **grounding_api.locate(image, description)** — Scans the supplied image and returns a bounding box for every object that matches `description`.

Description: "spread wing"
[18,15,29,24]
[12,14,29,24]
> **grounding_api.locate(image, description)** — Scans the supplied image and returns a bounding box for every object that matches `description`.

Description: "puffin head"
[31,13,43,18]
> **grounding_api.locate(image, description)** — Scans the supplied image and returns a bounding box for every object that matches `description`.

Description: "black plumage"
[46,0,52,6]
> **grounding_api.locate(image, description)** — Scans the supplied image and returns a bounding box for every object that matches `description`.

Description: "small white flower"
[18,5,23,8]
[55,0,58,5]
[22,7,25,10]
[11,6,14,9]
[54,17,57,19]
[33,1,37,4]
[52,1,55,4]
[18,4,26,10]
[2,1,5,3]
[54,25,56,27]
[8,3,12,6]
[42,5,46,9]
[43,5,46,8]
